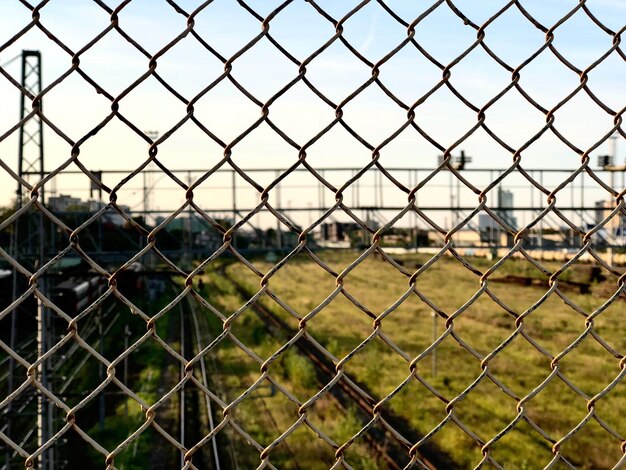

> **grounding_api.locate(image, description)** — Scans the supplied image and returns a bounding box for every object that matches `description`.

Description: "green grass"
[84,289,178,470]
[194,264,386,469]
[196,250,626,469]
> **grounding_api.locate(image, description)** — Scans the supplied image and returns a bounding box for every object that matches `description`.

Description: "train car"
[52,276,106,317]
[0,269,12,310]
[116,262,146,293]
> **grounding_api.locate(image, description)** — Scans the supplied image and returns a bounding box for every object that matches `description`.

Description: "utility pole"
[186,171,193,267]
[143,130,159,228]
[437,150,472,233]
[275,170,282,250]
[232,169,237,248]
[124,325,131,417]
[12,50,51,470]
[597,133,622,264]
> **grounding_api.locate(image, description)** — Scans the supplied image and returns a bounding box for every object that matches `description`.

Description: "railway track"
[176,288,222,470]
[222,271,458,470]
[1,299,119,469]
[187,294,241,469]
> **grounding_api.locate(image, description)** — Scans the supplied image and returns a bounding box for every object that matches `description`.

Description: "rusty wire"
[0,0,625,469]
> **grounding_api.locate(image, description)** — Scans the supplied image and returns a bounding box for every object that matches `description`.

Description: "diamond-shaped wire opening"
[516,47,584,111]
[264,0,336,61]
[550,6,617,71]
[522,375,591,447]
[520,293,588,357]
[586,51,626,112]
[552,91,617,152]
[37,1,112,53]
[266,80,336,146]
[230,121,301,171]
[303,124,374,177]
[582,1,626,31]
[340,82,414,146]
[230,37,301,104]
[412,85,480,147]
[0,2,32,45]
[450,377,523,456]
[339,334,411,400]
[192,0,263,59]
[447,299,518,357]
[411,3,480,65]
[555,417,624,469]
[115,0,191,56]
[378,43,443,107]
[447,46,514,108]
[117,75,189,137]
[301,290,375,361]
[76,28,152,97]
[483,87,551,151]
[338,0,412,62]
[424,414,485,468]
[149,129,223,177]
[105,421,180,469]
[147,35,225,101]
[556,333,623,397]
[486,416,556,468]
[267,414,337,467]
[481,4,549,66]
[302,39,375,104]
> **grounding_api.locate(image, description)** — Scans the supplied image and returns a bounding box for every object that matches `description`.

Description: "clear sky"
[0,0,624,228]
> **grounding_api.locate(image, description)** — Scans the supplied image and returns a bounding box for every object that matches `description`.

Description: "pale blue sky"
[0,0,623,226]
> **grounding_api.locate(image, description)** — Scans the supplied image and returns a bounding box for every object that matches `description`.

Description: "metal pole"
[5,209,19,469]
[414,170,418,249]
[180,308,185,469]
[143,170,148,225]
[37,290,47,470]
[318,170,324,221]
[376,170,384,209]
[530,170,534,246]
[37,210,48,470]
[580,172,584,232]
[432,311,437,378]
[231,170,236,247]
[539,171,543,249]
[571,179,575,247]
[39,52,44,206]
[275,170,282,250]
[187,171,193,263]
[17,52,27,207]
[98,306,104,433]
[449,171,454,232]
[457,171,461,230]
[124,324,130,417]
[355,169,360,208]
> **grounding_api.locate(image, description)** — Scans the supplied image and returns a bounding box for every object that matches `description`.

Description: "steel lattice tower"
[7,49,53,470]
[17,50,44,207]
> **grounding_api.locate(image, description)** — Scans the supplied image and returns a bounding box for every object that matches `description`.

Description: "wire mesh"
[0,1,625,469]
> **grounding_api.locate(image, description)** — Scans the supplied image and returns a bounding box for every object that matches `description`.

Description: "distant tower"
[497,187,517,229]
[17,50,44,207]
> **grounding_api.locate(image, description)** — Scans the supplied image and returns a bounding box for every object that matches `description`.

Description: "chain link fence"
[0,0,625,469]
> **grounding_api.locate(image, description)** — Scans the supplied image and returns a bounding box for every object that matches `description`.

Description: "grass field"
[193,249,626,469]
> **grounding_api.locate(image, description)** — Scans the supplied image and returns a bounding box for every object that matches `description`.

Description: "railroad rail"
[222,270,457,469]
